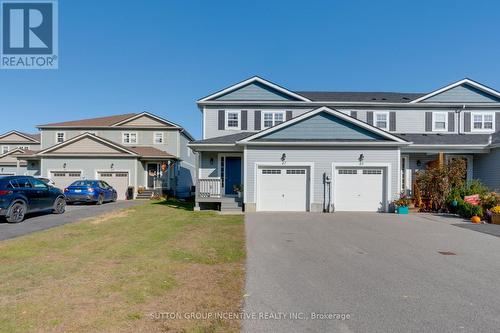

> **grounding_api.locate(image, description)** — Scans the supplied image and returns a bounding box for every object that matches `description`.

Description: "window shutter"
[366,112,373,125]
[425,112,432,132]
[448,112,455,132]
[496,112,500,131]
[286,111,293,121]
[218,110,225,130]
[350,111,357,119]
[241,110,248,130]
[254,111,261,130]
[389,112,396,131]
[463,112,471,132]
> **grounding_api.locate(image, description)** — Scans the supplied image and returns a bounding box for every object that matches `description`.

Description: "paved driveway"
[244,212,500,333]
[0,200,143,241]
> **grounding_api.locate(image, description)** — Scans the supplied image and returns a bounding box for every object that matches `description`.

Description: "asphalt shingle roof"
[296,91,425,103]
[491,131,500,145]
[190,132,254,144]
[38,113,137,127]
[396,133,491,145]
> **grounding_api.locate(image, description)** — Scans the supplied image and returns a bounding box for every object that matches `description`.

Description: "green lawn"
[0,200,245,333]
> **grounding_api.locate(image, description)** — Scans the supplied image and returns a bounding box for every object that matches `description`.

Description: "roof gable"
[198,76,311,102]
[0,131,39,143]
[111,113,179,128]
[37,133,137,156]
[0,148,27,165]
[411,79,500,103]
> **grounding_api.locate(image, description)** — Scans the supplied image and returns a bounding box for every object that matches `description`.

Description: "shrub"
[480,192,500,210]
[491,206,500,215]
[457,199,483,218]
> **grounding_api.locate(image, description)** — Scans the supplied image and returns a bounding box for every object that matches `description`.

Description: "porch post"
[438,152,445,167]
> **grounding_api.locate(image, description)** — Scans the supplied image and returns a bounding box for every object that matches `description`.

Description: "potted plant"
[137,186,145,194]
[491,206,500,225]
[233,184,243,198]
[393,194,411,214]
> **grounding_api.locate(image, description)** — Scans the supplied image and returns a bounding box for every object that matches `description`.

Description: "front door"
[147,163,158,188]
[224,157,241,195]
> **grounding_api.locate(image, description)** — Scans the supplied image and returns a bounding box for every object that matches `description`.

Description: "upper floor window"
[471,112,494,132]
[17,146,29,150]
[56,132,65,143]
[432,112,448,131]
[226,111,240,130]
[2,146,8,154]
[374,112,389,130]
[263,111,285,129]
[154,132,164,144]
[122,132,138,144]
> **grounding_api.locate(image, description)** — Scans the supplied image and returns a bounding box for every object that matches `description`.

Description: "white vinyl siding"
[432,112,448,131]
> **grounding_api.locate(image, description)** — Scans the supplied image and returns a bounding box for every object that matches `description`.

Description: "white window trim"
[262,111,286,129]
[1,145,9,154]
[55,132,65,144]
[373,111,389,130]
[470,112,495,132]
[122,132,138,144]
[225,110,241,130]
[153,132,164,144]
[432,112,448,132]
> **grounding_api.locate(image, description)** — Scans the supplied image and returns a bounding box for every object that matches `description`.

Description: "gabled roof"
[396,133,491,145]
[0,147,28,158]
[190,132,254,145]
[198,76,311,103]
[110,112,181,128]
[410,78,500,103]
[0,130,40,143]
[238,106,408,145]
[296,91,425,103]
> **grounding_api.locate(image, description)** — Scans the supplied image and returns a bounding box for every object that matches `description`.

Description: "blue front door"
[225,157,241,195]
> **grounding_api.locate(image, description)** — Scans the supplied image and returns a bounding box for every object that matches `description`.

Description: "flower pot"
[396,206,409,214]
[492,214,500,225]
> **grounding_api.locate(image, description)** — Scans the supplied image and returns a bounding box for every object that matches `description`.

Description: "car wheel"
[6,202,26,223]
[53,197,66,214]
[96,194,104,205]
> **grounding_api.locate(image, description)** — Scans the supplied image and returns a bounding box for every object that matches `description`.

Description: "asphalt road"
[244,212,500,333]
[0,200,144,241]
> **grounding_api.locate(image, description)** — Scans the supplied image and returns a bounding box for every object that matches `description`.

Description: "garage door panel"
[50,171,82,191]
[335,168,384,212]
[97,171,129,200]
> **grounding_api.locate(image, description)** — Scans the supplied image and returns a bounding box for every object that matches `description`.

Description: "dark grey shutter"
[448,112,455,132]
[496,112,500,131]
[254,111,261,130]
[366,112,373,125]
[350,111,357,119]
[389,112,396,131]
[241,110,248,130]
[464,112,471,132]
[218,110,225,130]
[425,112,432,132]
[286,111,293,121]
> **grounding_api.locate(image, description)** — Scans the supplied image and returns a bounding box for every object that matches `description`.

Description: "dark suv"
[0,176,66,223]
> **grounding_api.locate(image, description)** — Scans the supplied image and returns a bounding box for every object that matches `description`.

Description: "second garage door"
[97,171,129,200]
[50,171,82,191]
[334,168,385,212]
[257,167,309,212]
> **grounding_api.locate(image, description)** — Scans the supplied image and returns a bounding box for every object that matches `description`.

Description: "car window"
[17,178,32,188]
[8,180,19,188]
[100,181,110,189]
[30,178,48,189]
[71,180,92,187]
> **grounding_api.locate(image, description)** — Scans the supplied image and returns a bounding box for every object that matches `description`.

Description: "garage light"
[111,163,114,169]
[281,153,286,164]
[358,154,364,162]
[63,163,67,169]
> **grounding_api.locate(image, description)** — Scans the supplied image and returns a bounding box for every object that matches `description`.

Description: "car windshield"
[70,180,97,187]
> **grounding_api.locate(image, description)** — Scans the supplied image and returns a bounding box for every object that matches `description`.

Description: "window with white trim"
[1,146,8,154]
[432,112,448,131]
[56,132,65,143]
[262,111,285,128]
[374,112,389,130]
[154,132,164,144]
[122,132,138,144]
[17,146,29,150]
[471,112,494,132]
[226,111,240,130]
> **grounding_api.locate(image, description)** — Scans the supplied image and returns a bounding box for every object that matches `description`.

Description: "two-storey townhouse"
[190,77,500,213]
[0,131,41,176]
[14,112,196,199]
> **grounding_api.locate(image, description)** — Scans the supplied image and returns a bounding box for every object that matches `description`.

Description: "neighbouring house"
[0,131,41,176]
[189,76,500,212]
[9,112,196,199]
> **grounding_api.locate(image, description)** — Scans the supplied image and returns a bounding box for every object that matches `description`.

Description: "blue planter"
[396,206,409,214]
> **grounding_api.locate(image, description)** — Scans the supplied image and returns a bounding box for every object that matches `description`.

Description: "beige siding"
[116,115,175,127]
[50,137,126,154]
[0,133,35,142]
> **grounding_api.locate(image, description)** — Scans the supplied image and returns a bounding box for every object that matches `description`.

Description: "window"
[286,169,305,174]
[374,112,389,130]
[56,132,65,143]
[262,169,281,174]
[226,111,240,130]
[122,132,138,144]
[471,112,495,132]
[17,146,29,150]
[1,146,8,154]
[338,169,357,175]
[432,112,448,131]
[30,178,48,189]
[262,112,285,128]
[363,169,382,175]
[154,132,164,144]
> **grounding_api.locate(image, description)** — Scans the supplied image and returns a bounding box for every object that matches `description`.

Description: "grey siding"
[474,149,500,191]
[422,84,500,103]
[0,165,25,175]
[200,152,218,178]
[176,133,196,197]
[214,82,298,101]
[0,143,40,152]
[245,146,400,211]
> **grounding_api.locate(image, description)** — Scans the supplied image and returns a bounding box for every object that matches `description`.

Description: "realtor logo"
[1,0,58,69]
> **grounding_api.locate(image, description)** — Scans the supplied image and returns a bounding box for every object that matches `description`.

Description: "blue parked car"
[64,180,117,205]
[0,176,66,223]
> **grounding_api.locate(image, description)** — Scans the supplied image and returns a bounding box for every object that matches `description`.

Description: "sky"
[1,0,499,139]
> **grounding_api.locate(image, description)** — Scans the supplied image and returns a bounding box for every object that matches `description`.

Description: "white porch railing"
[197,178,222,198]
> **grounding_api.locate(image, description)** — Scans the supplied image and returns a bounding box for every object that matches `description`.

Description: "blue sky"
[1,0,499,138]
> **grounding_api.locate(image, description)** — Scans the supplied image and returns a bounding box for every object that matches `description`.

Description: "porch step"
[220,196,243,212]
[136,190,154,200]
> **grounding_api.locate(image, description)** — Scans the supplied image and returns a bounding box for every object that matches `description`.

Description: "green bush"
[480,192,500,210]
[456,199,483,218]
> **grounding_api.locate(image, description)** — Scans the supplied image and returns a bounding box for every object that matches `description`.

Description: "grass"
[0,199,245,333]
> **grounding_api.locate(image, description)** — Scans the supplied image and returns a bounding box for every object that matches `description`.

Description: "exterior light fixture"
[63,163,67,169]
[281,153,286,164]
[210,158,214,165]
[358,154,365,162]
[416,160,422,167]
[110,163,114,169]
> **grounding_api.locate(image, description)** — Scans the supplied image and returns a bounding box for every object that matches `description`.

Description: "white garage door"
[335,168,385,212]
[257,167,309,212]
[50,171,82,190]
[97,172,129,200]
